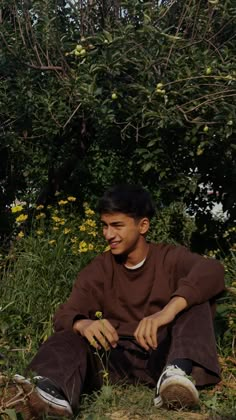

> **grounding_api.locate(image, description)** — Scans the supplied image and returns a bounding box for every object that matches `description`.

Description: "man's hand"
[73,318,119,350]
[134,296,188,351]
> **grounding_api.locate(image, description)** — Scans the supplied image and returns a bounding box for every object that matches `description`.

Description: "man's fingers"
[143,320,156,350]
[134,319,158,350]
[102,320,119,346]
[143,319,158,349]
[151,322,158,348]
[86,330,110,351]
[134,320,150,351]
[93,331,110,350]
[84,319,118,350]
[86,332,101,349]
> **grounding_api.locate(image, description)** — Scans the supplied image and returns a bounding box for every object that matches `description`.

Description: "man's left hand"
[134,296,188,351]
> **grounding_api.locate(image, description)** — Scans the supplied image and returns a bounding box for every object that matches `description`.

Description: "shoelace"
[156,365,186,393]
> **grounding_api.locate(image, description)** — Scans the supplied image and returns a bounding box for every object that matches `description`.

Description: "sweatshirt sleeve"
[53,256,105,332]
[167,246,225,306]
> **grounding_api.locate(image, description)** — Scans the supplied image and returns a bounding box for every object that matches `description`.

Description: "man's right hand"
[73,319,119,350]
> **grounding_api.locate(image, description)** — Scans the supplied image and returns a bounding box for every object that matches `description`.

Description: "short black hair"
[97,184,155,220]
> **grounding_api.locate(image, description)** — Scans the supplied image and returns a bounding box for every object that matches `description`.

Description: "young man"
[1,185,225,418]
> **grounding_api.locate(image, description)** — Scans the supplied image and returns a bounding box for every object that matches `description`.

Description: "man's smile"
[109,240,120,248]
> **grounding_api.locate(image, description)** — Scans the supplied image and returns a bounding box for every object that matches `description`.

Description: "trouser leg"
[166,301,221,386]
[107,302,220,387]
[27,330,102,413]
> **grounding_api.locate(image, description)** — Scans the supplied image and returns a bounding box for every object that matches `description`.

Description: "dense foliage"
[0,0,235,252]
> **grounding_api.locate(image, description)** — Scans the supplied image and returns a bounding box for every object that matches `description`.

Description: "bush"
[0,195,106,370]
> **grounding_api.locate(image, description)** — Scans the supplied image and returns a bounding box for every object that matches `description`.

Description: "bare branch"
[178,89,235,111]
[165,0,193,69]
[33,44,44,67]
[205,37,225,63]
[208,17,234,42]
[26,63,63,71]
[164,75,236,88]
[63,103,82,129]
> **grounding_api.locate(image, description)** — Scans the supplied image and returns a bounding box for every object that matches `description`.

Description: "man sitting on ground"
[1,184,225,418]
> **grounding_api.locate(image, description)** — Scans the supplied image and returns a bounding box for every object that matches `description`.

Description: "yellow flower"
[52,216,62,223]
[36,204,44,210]
[85,219,96,228]
[79,240,88,252]
[70,237,78,243]
[79,225,86,231]
[11,205,24,213]
[85,208,95,216]
[16,214,28,223]
[88,231,97,237]
[48,239,56,245]
[17,231,24,238]
[36,230,43,235]
[67,196,76,202]
[53,227,59,231]
[95,311,103,319]
[88,244,94,251]
[104,245,111,252]
[36,213,46,220]
[58,200,68,206]
[55,191,60,196]
[64,228,71,234]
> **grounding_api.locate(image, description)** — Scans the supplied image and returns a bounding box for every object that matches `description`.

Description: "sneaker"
[0,374,73,418]
[154,365,199,409]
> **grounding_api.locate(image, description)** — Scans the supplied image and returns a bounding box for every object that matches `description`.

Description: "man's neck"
[124,257,146,269]
[124,241,149,268]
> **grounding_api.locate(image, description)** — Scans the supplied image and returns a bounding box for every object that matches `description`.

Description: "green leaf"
[103,30,112,43]
[142,162,153,172]
[147,139,157,147]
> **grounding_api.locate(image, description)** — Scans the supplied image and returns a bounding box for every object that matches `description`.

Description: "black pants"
[28,302,221,413]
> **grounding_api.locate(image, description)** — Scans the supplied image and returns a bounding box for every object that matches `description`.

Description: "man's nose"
[104,226,115,240]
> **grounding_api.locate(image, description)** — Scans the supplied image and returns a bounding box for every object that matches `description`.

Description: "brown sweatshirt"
[53,243,225,335]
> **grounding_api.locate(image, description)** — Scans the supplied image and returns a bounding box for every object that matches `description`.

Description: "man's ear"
[139,217,150,234]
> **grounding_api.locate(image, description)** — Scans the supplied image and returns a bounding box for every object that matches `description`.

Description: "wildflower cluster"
[11,203,28,239]
[70,202,104,255]
[10,193,107,258]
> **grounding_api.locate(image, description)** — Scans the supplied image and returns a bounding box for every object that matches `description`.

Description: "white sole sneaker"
[160,375,199,408]
[1,374,73,418]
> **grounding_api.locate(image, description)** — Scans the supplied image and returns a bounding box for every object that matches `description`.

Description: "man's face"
[100,212,147,256]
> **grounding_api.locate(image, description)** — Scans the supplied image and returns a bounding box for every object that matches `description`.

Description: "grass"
[1,324,235,419]
[77,373,236,419]
[1,378,235,419]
